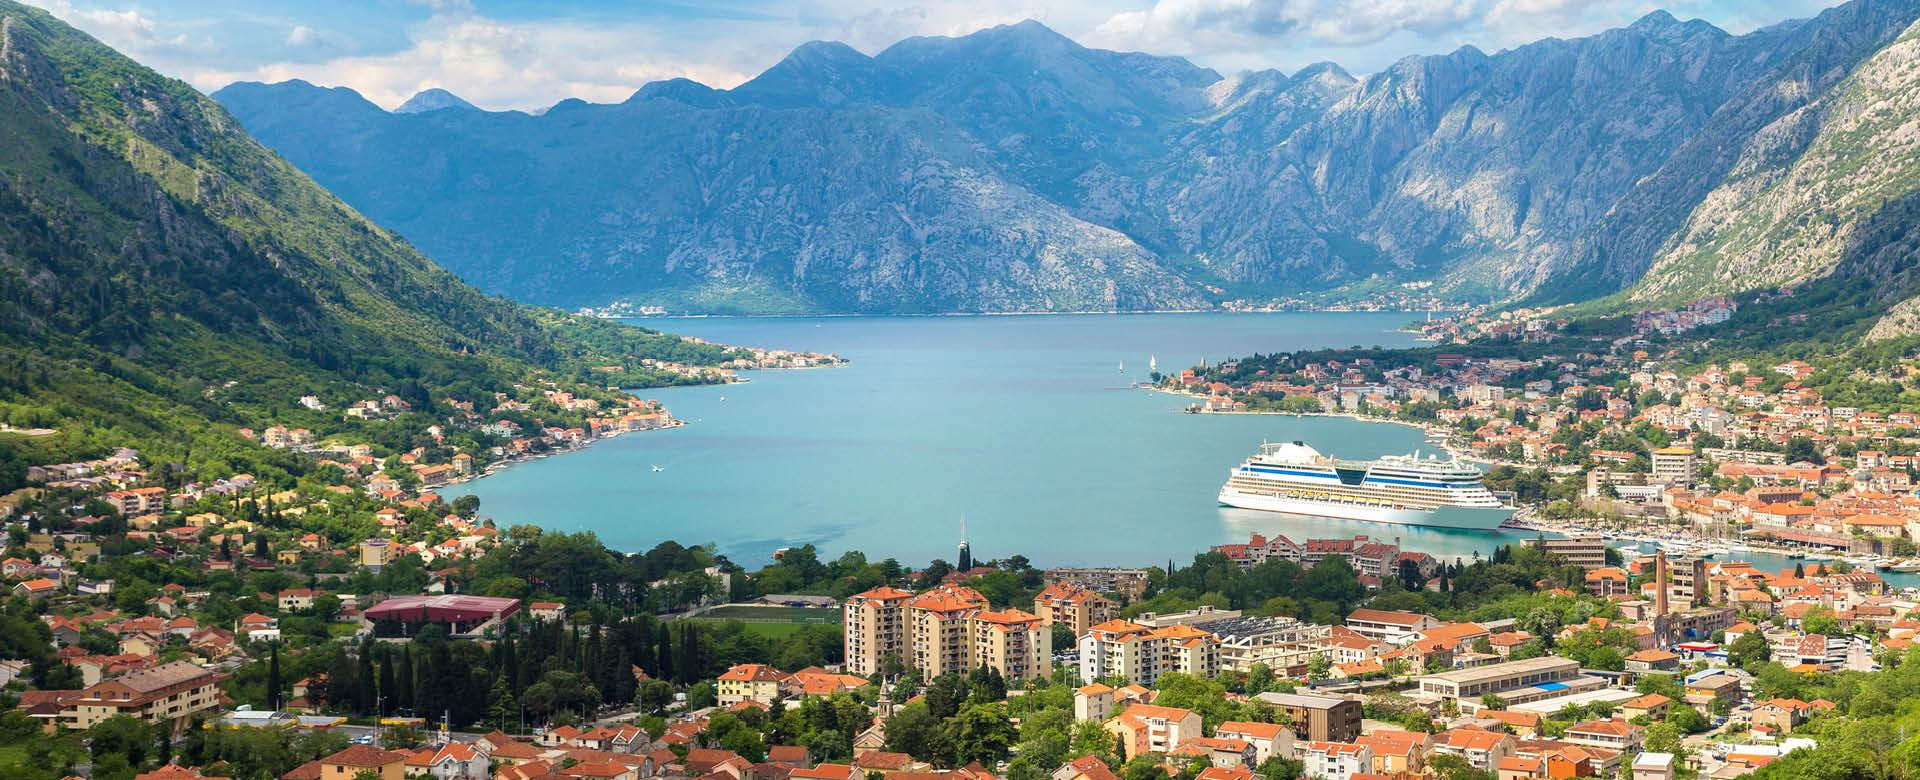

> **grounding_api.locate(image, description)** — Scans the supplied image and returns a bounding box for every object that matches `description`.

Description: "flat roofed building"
[1343,609,1441,644]
[1043,568,1151,600]
[1254,692,1362,743]
[1416,657,1581,702]
[1523,535,1609,569]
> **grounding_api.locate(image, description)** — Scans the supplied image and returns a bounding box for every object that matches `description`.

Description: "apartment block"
[844,584,1050,681]
[1034,581,1115,635]
[52,661,227,732]
[1042,568,1151,600]
[1077,620,1222,686]
[972,609,1052,681]
[843,586,913,676]
[1253,692,1362,744]
[1522,534,1610,569]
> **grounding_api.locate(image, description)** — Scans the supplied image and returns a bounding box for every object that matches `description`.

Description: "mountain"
[0,2,735,487]
[394,87,477,114]
[214,2,1920,314]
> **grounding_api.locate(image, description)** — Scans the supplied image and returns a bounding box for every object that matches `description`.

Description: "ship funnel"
[1292,440,1305,446]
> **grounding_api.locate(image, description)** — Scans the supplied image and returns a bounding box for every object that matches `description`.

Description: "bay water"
[447,313,1851,582]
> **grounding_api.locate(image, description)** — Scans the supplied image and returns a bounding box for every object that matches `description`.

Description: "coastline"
[596,307,1466,321]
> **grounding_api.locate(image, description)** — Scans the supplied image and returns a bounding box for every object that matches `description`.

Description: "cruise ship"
[1218,441,1513,529]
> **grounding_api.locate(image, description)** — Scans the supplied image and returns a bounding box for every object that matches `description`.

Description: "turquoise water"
[443,313,1858,579]
[452,312,1536,566]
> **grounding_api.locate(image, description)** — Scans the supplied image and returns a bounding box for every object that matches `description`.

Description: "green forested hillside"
[0,2,732,488]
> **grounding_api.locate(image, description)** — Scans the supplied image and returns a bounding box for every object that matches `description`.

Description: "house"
[1563,719,1642,751]
[716,664,791,706]
[1169,736,1257,768]
[1620,693,1671,722]
[317,745,410,780]
[1752,698,1835,734]
[1430,728,1513,772]
[13,578,58,599]
[1632,752,1675,780]
[1301,742,1371,780]
[1104,705,1202,759]
[1214,721,1293,765]
[405,742,488,780]
[1053,756,1121,780]
[1074,683,1114,722]
[1624,649,1680,672]
[1343,609,1442,644]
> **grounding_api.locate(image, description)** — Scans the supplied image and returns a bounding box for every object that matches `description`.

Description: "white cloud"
[283,24,345,50]
[1083,0,1667,65]
[198,10,754,110]
[23,0,206,56]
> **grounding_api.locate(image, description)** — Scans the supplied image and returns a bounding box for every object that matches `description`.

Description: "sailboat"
[1118,360,1125,373]
[1149,355,1157,372]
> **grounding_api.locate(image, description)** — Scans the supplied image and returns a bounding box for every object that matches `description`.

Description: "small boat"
[1891,560,1920,572]
[651,465,666,473]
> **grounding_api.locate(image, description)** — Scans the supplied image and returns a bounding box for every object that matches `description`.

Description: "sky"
[22,0,1846,111]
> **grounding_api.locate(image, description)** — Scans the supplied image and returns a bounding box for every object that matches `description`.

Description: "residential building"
[53,661,227,732]
[1077,620,1221,686]
[1074,684,1114,722]
[972,609,1051,681]
[1043,568,1151,600]
[1343,609,1441,644]
[1301,742,1371,780]
[1215,721,1294,765]
[318,745,409,780]
[1632,752,1676,780]
[1521,535,1609,569]
[1104,705,1202,759]
[842,586,912,677]
[1430,728,1513,772]
[716,664,791,706]
[1253,692,1362,743]
[1034,581,1114,635]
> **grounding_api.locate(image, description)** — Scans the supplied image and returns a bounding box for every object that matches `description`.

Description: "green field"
[694,604,843,625]
[686,604,842,637]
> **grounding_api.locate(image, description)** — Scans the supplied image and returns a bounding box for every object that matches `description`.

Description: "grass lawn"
[697,605,842,624]
[686,604,841,638]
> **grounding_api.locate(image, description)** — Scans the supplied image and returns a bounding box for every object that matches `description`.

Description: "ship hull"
[1218,489,1513,530]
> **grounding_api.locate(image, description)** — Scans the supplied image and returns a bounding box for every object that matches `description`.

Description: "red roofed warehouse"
[363,595,520,635]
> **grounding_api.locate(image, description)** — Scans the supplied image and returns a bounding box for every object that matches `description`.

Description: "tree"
[89,715,153,769]
[267,642,283,710]
[1728,631,1772,668]
[452,494,481,518]
[949,703,1018,767]
[488,674,519,731]
[1307,654,1331,680]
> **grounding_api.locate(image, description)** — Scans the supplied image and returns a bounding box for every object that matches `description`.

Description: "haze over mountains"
[215,0,1920,315]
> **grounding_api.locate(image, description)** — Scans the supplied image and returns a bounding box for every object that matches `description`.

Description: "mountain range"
[211,1,1920,316]
[0,1,733,487]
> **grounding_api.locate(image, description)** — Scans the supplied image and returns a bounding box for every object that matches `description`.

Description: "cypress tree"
[266,642,281,710]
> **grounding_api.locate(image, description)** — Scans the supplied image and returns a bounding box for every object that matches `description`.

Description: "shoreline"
[597,308,1466,321]
[1148,384,1915,580]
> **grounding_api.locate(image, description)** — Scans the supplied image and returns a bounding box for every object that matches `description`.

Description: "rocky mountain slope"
[0,1,730,480]
[214,0,1920,314]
